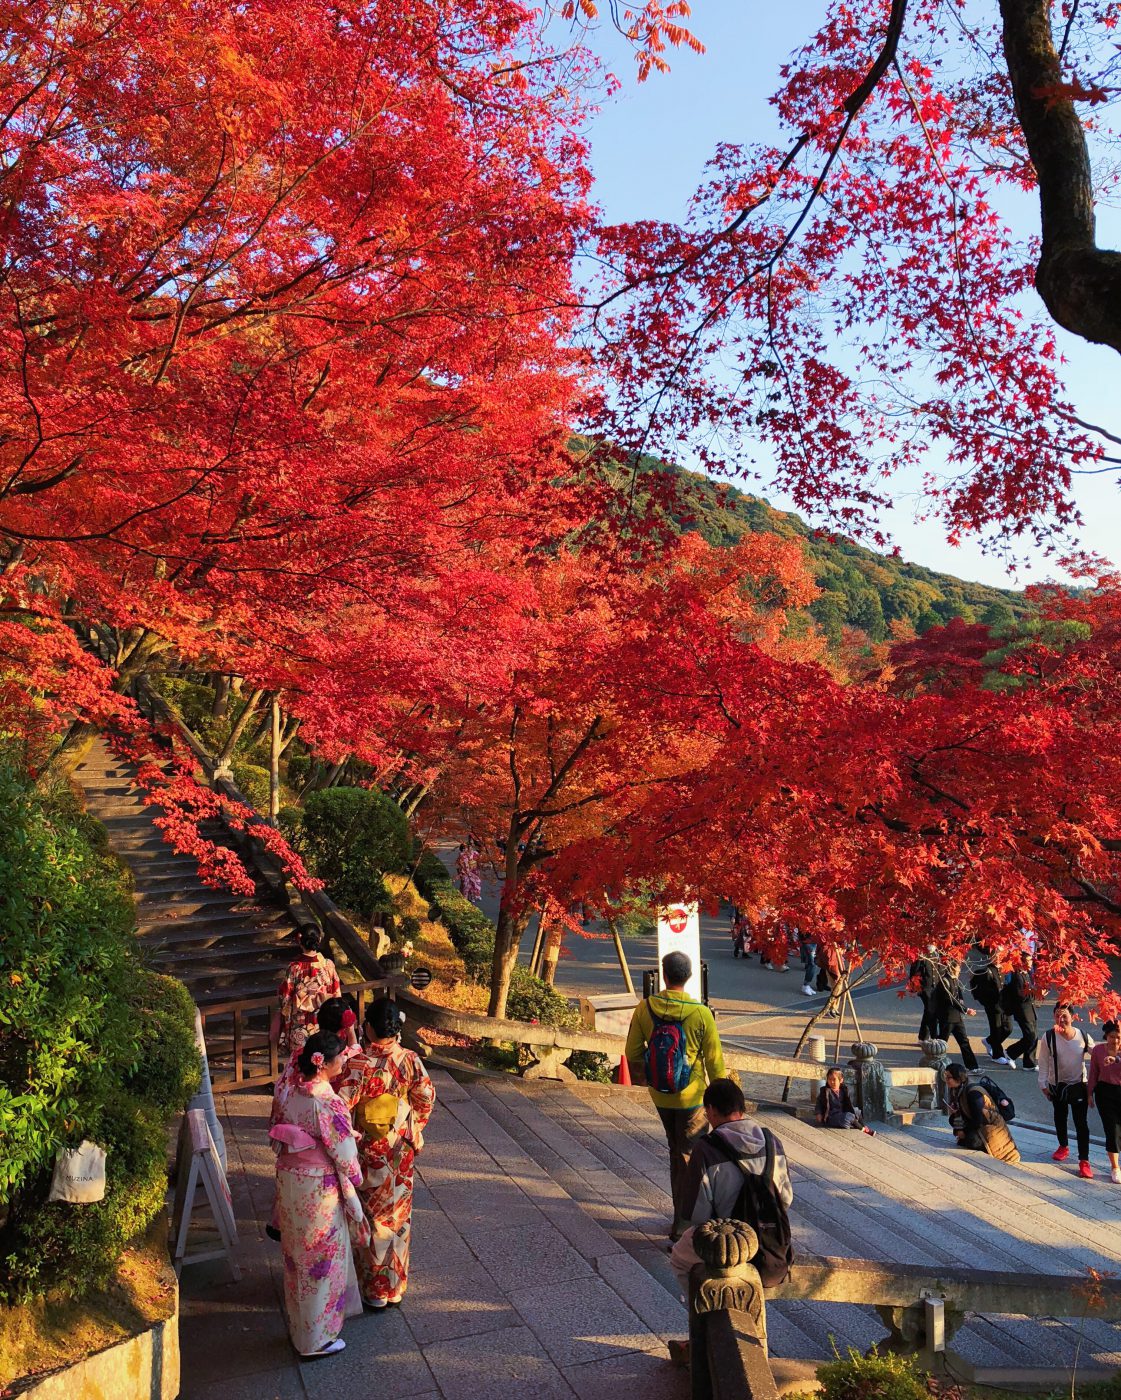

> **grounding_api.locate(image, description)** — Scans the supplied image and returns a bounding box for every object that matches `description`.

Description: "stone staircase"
[75,737,297,1006]
[448,1071,1121,1374]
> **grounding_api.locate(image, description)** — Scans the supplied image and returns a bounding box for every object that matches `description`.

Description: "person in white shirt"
[1037,1004,1095,1177]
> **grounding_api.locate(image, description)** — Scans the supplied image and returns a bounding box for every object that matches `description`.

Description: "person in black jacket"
[932,958,979,1069]
[1002,962,1038,1070]
[970,957,1011,1065]
[909,952,941,1042]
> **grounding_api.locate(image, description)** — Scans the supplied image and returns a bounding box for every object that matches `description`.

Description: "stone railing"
[676,1234,1121,1398]
[683,1220,778,1400]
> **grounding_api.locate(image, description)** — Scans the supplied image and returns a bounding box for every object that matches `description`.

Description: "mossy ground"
[0,1230,175,1392]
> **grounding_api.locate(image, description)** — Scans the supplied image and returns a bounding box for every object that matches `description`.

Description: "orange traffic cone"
[616,1055,632,1086]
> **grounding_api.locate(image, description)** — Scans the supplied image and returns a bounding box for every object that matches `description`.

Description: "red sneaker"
[1079,1160,1094,1180]
[1052,1146,1070,1162]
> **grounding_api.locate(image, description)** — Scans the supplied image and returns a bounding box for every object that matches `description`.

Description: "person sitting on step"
[943,1063,1020,1163]
[815,1067,875,1136]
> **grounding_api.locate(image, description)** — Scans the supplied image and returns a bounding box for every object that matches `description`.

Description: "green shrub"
[431,888,496,982]
[505,967,579,1030]
[566,1051,612,1083]
[0,755,198,1303]
[295,787,408,917]
[399,914,422,942]
[801,1349,927,1400]
[230,758,271,813]
[414,847,454,903]
[150,675,216,735]
[122,972,201,1114]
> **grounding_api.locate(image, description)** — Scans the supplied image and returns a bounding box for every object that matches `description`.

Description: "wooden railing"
[200,977,398,1089]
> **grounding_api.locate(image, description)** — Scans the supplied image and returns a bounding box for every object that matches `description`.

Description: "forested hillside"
[625,458,1023,641]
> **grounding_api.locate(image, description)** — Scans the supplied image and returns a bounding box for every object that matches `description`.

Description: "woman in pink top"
[1088,1020,1121,1185]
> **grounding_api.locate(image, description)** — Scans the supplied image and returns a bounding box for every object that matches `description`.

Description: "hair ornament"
[311,1051,325,1068]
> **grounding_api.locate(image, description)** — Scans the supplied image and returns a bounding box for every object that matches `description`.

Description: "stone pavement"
[178,1058,1121,1400]
[176,1070,692,1400]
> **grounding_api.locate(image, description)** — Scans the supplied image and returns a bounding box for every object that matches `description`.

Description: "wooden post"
[606,914,636,996]
[269,697,281,824]
[528,914,548,978]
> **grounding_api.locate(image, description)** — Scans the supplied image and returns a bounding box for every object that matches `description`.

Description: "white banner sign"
[656,902,702,1000]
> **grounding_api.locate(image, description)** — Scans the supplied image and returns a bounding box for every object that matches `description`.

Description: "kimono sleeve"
[403,1054,436,1145]
[316,1091,362,1189]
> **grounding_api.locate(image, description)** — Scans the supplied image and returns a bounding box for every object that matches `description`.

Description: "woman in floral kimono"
[266,998,359,1242]
[270,1030,369,1357]
[274,923,341,1056]
[455,843,482,903]
[337,997,435,1306]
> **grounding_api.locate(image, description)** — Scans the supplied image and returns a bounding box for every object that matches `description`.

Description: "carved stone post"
[919,1038,951,1110]
[686,1220,777,1399]
[849,1042,888,1123]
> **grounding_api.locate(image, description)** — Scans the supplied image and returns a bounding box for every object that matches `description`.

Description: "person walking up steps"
[626,951,726,1240]
[1038,1004,1095,1178]
[1089,1021,1121,1185]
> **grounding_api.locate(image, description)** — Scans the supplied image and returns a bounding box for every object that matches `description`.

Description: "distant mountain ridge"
[643,460,1022,641]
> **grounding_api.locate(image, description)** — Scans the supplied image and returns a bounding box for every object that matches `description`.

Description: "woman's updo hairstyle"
[297,1030,343,1079]
[365,997,405,1041]
[297,922,324,954]
[316,997,350,1035]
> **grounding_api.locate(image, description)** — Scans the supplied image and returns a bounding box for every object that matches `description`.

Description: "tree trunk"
[487,831,527,1019]
[211,673,230,720]
[999,0,1121,352]
[214,688,264,772]
[268,697,281,824]
[539,920,564,987]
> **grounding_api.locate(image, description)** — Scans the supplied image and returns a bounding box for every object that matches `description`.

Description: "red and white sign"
[656,902,702,999]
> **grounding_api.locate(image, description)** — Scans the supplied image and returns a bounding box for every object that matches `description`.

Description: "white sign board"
[171,1109,240,1281]
[656,903,702,1000]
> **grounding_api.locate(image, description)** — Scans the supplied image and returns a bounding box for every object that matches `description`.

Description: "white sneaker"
[777,964,789,973]
[1111,1167,1121,1185]
[302,1338,346,1358]
[993,1057,1012,1067]
[802,984,815,997]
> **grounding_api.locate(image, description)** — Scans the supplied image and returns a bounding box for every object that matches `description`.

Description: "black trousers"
[1052,1082,1091,1159]
[655,1104,709,1234]
[944,1017,978,1069]
[1096,1082,1121,1154]
[979,1001,1009,1056]
[918,993,947,1041]
[1004,1001,1038,1068]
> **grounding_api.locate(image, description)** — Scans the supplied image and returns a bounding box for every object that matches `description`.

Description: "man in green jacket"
[625,950,726,1239]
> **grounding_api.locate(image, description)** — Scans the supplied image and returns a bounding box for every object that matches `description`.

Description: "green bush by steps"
[786,1349,927,1400]
[0,761,199,1303]
[413,849,497,983]
[288,786,409,919]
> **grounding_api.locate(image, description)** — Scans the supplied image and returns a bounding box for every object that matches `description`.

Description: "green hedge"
[290,786,409,918]
[0,762,199,1303]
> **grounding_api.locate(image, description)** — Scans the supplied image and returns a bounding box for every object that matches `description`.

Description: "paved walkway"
[177,1071,692,1400]
[177,1062,1121,1400]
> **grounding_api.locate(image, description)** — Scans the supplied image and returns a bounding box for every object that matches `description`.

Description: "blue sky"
[581,5,1119,590]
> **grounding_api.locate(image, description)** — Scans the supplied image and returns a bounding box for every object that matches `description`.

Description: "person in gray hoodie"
[669,1077,793,1297]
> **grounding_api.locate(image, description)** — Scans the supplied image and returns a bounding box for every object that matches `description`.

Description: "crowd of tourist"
[268,930,435,1358]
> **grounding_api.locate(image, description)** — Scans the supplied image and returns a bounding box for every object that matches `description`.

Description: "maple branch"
[998,0,1121,353]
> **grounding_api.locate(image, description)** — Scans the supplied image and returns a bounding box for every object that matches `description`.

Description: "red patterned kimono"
[277,952,340,1055]
[337,1042,435,1303]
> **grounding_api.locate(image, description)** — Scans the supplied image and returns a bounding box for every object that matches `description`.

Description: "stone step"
[459,1075,1121,1371]
[137,901,283,931]
[141,921,292,952]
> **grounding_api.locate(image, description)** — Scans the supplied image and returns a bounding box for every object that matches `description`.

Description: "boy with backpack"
[625,951,726,1239]
[668,1077,794,1299]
